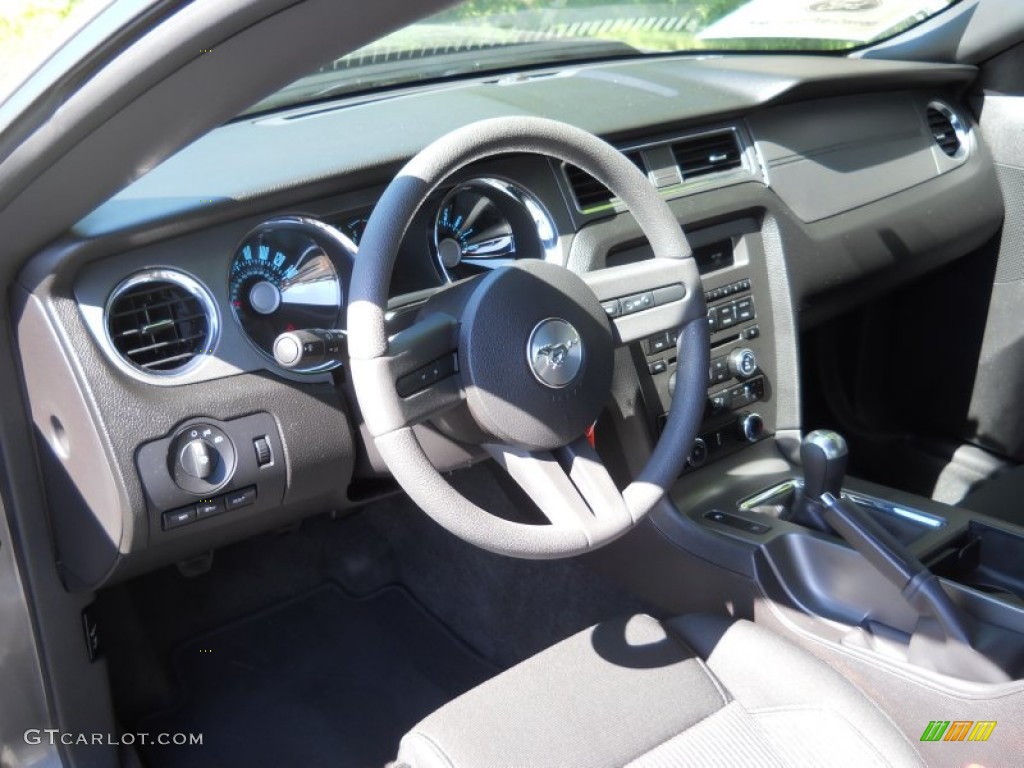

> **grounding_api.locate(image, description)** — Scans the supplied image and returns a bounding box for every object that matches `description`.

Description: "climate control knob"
[728,348,758,379]
[738,412,765,443]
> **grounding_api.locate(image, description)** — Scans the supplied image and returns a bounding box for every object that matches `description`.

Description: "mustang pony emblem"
[527,318,584,388]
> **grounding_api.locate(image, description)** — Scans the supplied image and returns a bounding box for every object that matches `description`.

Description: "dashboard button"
[735,297,755,322]
[196,498,226,520]
[717,303,737,328]
[225,486,258,511]
[162,507,196,530]
[649,359,667,375]
[601,299,621,318]
[647,333,671,354]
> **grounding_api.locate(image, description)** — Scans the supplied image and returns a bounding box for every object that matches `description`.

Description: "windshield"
[247,0,960,115]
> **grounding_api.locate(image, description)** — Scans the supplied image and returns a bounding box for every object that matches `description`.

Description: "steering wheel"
[348,117,709,559]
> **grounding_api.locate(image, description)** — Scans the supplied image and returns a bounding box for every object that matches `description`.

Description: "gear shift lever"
[790,430,991,677]
[788,430,848,532]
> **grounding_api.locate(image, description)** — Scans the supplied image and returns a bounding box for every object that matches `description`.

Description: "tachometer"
[228,217,353,372]
[432,178,558,283]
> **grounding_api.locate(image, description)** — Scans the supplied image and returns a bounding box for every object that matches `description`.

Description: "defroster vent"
[105,270,217,376]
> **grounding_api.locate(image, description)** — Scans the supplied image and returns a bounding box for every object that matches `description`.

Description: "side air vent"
[564,151,647,212]
[105,270,218,376]
[672,131,742,179]
[926,102,967,158]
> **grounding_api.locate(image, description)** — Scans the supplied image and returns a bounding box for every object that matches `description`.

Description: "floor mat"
[138,583,497,768]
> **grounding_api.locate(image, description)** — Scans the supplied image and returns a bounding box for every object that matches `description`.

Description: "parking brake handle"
[818,491,971,646]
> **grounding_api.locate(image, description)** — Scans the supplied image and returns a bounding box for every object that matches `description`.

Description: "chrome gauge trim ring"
[432,177,560,284]
[227,215,354,374]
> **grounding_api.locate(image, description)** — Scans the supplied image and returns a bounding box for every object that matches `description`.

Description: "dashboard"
[13,54,1004,590]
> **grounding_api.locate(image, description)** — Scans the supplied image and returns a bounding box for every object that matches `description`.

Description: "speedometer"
[228,216,353,372]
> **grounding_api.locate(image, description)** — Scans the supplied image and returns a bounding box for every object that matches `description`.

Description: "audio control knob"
[728,347,758,379]
[738,413,765,443]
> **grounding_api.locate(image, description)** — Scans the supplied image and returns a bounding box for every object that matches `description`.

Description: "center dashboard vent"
[105,270,217,376]
[564,130,746,213]
[671,131,742,179]
[564,151,645,211]
[926,102,966,158]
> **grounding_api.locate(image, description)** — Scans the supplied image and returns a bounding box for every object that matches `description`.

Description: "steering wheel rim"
[348,116,709,559]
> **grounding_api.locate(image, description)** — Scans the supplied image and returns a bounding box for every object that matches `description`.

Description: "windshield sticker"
[700,0,951,43]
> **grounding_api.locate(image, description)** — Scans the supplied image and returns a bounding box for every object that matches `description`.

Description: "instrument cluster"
[229,177,560,373]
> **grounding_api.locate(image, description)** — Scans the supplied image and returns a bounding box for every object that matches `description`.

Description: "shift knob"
[801,429,848,501]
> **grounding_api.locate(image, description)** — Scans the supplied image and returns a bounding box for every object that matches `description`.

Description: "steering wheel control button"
[396,354,458,398]
[652,283,686,305]
[195,498,226,520]
[170,423,236,494]
[527,318,584,389]
[180,439,217,479]
[162,507,196,531]
[619,291,654,315]
[225,486,258,511]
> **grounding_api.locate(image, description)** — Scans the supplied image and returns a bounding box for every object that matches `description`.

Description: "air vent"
[926,102,965,158]
[105,270,217,376]
[672,131,742,180]
[564,151,647,212]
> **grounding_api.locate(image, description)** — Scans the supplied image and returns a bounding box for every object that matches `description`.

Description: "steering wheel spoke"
[358,312,465,434]
[485,438,632,541]
[583,258,703,346]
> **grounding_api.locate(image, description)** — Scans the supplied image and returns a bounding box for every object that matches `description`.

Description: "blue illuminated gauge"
[432,178,559,283]
[228,216,353,372]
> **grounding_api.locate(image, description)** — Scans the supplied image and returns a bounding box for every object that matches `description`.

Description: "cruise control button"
[224,486,257,511]
[620,291,655,314]
[396,354,458,398]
